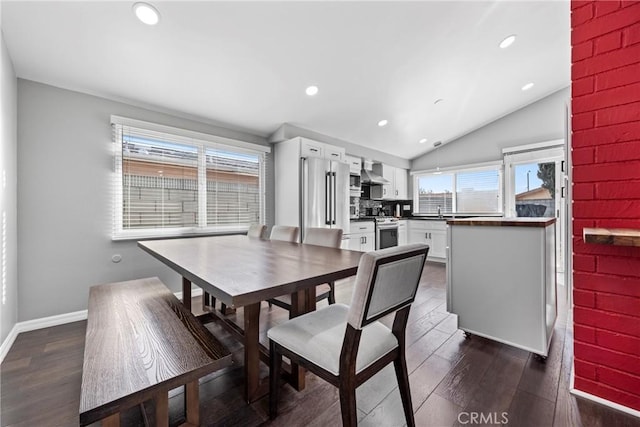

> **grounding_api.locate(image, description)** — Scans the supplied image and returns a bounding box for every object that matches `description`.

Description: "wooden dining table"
[138,234,363,403]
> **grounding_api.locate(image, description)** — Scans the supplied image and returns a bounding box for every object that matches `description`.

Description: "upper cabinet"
[370,164,408,200]
[344,155,362,175]
[299,137,345,161]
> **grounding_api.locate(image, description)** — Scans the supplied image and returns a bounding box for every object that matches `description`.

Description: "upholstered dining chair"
[268,227,343,312]
[268,243,429,427]
[269,225,300,243]
[247,223,267,239]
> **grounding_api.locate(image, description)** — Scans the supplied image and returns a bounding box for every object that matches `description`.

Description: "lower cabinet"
[408,220,447,260]
[348,221,375,252]
[398,220,408,246]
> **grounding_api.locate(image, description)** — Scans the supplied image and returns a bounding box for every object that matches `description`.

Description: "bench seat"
[79,277,232,426]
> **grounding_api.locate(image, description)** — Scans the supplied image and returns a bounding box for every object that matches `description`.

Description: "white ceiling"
[1,1,570,160]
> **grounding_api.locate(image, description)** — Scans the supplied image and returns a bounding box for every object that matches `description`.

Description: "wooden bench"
[79,277,232,426]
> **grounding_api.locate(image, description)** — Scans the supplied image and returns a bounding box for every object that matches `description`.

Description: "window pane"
[456,169,501,213]
[514,162,555,217]
[122,135,198,229]
[417,174,453,214]
[206,148,261,227]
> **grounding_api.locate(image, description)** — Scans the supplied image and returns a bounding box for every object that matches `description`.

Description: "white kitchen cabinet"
[349,221,375,252]
[408,220,447,260]
[447,217,557,357]
[398,220,408,246]
[344,155,362,175]
[298,137,345,161]
[370,164,408,200]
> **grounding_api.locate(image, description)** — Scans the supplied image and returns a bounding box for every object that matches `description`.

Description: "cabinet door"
[345,155,362,175]
[395,168,408,199]
[362,233,375,252]
[431,231,447,258]
[324,147,344,162]
[347,233,362,251]
[382,165,395,200]
[398,223,408,246]
[300,139,324,158]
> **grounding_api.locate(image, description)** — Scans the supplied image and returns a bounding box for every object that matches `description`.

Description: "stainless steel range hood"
[360,162,389,185]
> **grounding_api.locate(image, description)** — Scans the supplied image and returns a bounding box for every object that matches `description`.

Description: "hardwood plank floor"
[2,262,639,426]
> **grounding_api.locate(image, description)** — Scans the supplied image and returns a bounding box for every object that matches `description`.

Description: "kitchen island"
[446,217,557,357]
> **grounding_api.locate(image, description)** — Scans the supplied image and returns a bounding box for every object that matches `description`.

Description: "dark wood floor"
[2,262,639,426]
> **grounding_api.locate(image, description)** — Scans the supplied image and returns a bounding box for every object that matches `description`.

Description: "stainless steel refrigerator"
[299,157,349,242]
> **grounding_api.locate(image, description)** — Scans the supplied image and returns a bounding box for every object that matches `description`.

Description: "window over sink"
[412,162,503,215]
[111,116,269,240]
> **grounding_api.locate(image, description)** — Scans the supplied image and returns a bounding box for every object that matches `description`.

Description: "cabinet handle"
[331,153,339,157]
[310,148,319,152]
[396,190,398,196]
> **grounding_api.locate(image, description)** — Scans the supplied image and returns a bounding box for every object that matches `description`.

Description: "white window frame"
[111,116,270,240]
[411,160,504,216]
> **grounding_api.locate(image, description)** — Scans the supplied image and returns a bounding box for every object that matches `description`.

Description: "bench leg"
[102,413,120,427]
[185,380,200,425]
[155,392,169,427]
[182,277,192,311]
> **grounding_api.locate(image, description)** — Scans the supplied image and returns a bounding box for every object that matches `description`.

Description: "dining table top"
[138,234,364,308]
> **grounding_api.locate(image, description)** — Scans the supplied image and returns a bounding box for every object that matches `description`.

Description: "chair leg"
[269,340,282,419]
[393,357,415,427]
[338,382,358,427]
[328,281,336,305]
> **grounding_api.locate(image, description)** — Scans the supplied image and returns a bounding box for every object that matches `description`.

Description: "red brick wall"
[571,0,640,411]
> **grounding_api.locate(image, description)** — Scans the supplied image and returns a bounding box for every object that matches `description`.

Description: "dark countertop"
[447,217,556,227]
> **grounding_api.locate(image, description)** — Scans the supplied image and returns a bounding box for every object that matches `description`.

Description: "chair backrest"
[247,224,266,239]
[303,227,343,249]
[347,244,428,330]
[270,225,300,243]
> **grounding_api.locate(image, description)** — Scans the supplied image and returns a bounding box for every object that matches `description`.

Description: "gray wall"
[411,87,570,172]
[17,80,271,321]
[1,34,18,343]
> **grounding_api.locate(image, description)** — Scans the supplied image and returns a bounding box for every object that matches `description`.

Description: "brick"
[574,237,640,257]
[572,2,594,25]
[572,122,640,147]
[595,62,640,91]
[573,182,595,200]
[575,359,598,380]
[623,23,640,46]
[573,376,640,410]
[574,272,640,297]
[594,218,640,229]
[572,2,640,44]
[573,76,596,96]
[573,82,640,113]
[575,289,597,307]
[596,292,640,317]
[574,306,640,337]
[596,102,640,127]
[573,219,596,236]
[574,341,640,375]
[574,253,597,271]
[574,199,639,218]
[594,31,623,55]
[597,329,640,355]
[598,256,640,278]
[595,180,640,199]
[575,324,598,343]
[572,0,593,11]
[573,111,596,130]
[596,141,640,162]
[573,161,640,182]
[573,43,640,79]
[598,366,640,396]
[572,40,594,63]
[571,147,595,165]
[595,0,622,17]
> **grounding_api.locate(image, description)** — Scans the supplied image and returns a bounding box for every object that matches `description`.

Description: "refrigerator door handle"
[325,171,332,225]
[332,172,337,225]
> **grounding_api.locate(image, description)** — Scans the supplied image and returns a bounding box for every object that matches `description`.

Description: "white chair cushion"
[267,304,398,376]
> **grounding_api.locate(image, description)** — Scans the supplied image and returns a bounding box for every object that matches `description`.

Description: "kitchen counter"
[351,217,376,222]
[447,217,556,227]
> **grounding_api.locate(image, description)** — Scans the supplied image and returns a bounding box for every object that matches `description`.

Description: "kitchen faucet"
[437,206,442,219]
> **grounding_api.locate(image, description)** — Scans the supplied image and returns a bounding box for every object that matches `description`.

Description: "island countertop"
[446,217,556,227]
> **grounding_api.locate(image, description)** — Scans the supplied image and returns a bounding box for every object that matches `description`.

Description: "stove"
[370,217,399,249]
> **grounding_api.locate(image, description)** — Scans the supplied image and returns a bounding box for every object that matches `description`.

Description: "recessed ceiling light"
[133,2,160,25]
[305,85,319,96]
[499,35,517,49]
[434,99,444,105]
[521,82,534,91]
[377,119,388,127]
[419,138,427,144]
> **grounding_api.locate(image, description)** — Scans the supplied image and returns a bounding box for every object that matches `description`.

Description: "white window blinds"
[112,117,268,240]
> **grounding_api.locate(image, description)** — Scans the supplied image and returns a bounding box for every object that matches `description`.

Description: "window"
[112,116,268,239]
[413,163,502,215]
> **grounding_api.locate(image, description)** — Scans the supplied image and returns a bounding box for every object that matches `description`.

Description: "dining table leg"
[243,302,261,403]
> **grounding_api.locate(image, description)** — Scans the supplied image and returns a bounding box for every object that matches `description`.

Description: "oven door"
[376,225,398,249]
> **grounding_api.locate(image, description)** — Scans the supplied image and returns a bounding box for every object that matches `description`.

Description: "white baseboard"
[570,363,640,418]
[0,288,204,364]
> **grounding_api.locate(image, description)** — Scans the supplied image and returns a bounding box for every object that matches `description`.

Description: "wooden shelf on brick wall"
[583,228,640,247]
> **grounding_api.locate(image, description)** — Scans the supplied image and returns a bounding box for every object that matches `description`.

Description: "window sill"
[112,229,247,242]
